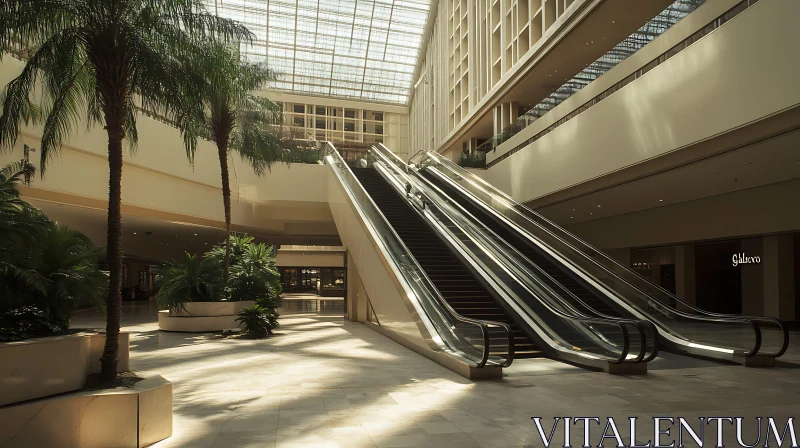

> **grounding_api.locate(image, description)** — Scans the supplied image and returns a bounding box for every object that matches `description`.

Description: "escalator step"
[352,167,540,361]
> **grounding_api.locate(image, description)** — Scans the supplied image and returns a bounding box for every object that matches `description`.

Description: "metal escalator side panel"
[322,144,506,367]
[370,146,645,369]
[419,152,783,361]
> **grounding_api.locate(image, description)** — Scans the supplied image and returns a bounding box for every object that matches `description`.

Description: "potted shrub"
[1,161,106,340]
[156,234,282,333]
[0,161,128,406]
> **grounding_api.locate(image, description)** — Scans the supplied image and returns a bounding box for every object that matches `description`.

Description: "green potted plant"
[156,234,282,333]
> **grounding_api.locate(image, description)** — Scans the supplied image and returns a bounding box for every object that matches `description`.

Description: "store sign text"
[732,253,761,267]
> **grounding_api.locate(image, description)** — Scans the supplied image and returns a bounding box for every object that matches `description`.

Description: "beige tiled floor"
[71,301,800,448]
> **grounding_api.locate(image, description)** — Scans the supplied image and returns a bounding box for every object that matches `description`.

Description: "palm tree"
[1,161,105,325]
[0,0,251,383]
[192,42,283,284]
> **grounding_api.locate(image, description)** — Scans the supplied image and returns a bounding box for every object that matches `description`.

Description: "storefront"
[279,267,345,296]
[629,233,800,320]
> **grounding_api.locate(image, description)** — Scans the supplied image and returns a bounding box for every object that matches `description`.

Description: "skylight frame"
[205,0,431,105]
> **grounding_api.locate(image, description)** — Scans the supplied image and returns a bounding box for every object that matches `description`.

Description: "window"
[315,119,325,129]
[292,104,305,113]
[293,117,305,127]
[374,112,384,121]
[344,122,355,132]
[375,125,383,135]
[316,106,326,116]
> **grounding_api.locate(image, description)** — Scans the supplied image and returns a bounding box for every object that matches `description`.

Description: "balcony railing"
[461,0,759,169]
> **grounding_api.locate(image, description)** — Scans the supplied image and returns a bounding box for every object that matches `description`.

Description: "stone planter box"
[159,300,254,332]
[0,332,130,406]
[0,374,172,448]
[168,300,255,317]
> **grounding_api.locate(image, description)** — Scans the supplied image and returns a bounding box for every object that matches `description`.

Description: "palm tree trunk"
[218,144,232,287]
[100,121,124,383]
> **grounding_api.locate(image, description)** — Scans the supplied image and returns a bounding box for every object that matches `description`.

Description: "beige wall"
[0,57,334,237]
[409,0,593,154]
[384,113,410,160]
[276,251,345,268]
[484,0,800,204]
[489,0,744,163]
[565,178,800,251]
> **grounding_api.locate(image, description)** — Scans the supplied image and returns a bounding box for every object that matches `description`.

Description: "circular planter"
[168,300,255,317]
[158,300,255,332]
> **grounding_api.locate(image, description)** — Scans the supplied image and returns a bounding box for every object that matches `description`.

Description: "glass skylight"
[205,0,431,105]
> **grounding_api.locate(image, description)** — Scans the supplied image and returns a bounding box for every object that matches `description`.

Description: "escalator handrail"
[422,151,788,358]
[413,163,659,363]
[396,155,659,363]
[372,145,643,365]
[322,142,515,368]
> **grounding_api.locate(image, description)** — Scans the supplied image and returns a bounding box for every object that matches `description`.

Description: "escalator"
[413,149,789,363]
[324,143,518,370]
[357,145,658,371]
[352,168,541,358]
[423,171,621,318]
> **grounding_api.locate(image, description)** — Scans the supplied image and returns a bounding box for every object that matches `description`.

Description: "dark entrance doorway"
[696,240,742,314]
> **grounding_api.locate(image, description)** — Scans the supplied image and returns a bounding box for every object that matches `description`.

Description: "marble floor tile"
[72,301,800,448]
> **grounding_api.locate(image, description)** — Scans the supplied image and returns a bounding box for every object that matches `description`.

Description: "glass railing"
[418,151,789,361]
[469,0,761,169]
[371,144,659,369]
[322,142,514,368]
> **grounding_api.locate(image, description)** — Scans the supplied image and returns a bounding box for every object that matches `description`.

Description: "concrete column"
[675,244,696,308]
[762,234,795,320]
[506,102,519,127]
[345,252,363,322]
[492,105,503,136]
[740,237,764,316]
[492,102,521,136]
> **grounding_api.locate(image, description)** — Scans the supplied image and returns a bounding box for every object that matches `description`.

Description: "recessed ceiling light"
[590,212,593,215]
[133,232,137,235]
[659,199,663,202]
[194,233,198,236]
[597,205,601,208]
[744,162,750,165]
[570,216,574,219]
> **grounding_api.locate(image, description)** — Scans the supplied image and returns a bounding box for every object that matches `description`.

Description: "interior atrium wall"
[409,0,588,155]
[272,92,410,159]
